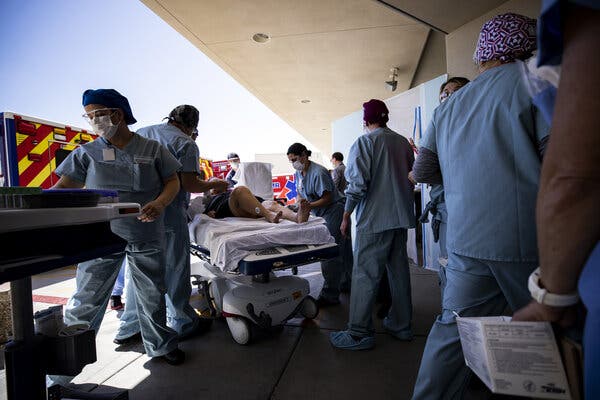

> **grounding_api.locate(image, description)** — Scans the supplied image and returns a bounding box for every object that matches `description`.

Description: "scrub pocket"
[133,157,159,191]
[91,161,133,191]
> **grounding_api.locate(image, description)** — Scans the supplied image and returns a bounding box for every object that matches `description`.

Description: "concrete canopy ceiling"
[139,0,507,154]
[141,0,430,154]
[378,0,508,33]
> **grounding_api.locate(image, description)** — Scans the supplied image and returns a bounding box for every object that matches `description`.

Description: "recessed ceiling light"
[252,33,270,43]
[300,99,311,104]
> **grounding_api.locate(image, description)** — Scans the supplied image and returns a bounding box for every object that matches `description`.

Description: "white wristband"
[528,267,579,307]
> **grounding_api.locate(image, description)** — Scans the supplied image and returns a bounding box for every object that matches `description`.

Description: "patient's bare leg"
[228,187,282,223]
[262,200,299,223]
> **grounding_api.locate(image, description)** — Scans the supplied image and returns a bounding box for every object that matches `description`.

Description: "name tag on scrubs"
[102,148,116,161]
[133,155,153,165]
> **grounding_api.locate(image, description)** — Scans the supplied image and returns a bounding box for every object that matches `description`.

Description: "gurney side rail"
[190,242,211,263]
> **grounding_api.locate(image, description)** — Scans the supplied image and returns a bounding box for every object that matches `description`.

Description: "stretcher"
[188,214,338,344]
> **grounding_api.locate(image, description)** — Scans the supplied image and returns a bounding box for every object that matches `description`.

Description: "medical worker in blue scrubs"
[330,99,415,350]
[513,2,600,399]
[411,14,550,399]
[287,142,347,306]
[52,89,185,366]
[114,105,228,344]
[416,77,469,268]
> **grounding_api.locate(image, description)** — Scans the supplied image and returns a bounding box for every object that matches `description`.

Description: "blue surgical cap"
[82,89,137,125]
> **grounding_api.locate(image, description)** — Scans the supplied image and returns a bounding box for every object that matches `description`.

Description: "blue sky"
[0,0,309,161]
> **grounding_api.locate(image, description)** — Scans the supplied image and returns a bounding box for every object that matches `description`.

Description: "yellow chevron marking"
[28,165,51,187]
[17,130,54,174]
[18,125,93,187]
[16,133,27,145]
[33,132,86,187]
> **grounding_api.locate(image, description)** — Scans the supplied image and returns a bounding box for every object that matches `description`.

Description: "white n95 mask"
[292,160,304,171]
[90,115,118,139]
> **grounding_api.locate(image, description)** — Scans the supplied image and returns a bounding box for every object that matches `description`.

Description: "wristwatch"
[528,267,579,307]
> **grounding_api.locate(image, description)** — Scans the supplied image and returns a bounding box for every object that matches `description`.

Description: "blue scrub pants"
[111,261,126,297]
[412,252,536,400]
[318,202,346,302]
[579,242,600,400]
[117,213,199,339]
[347,228,412,338]
[437,219,447,260]
[63,239,177,357]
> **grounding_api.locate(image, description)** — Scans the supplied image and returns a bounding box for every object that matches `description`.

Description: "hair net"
[363,99,389,125]
[473,13,537,64]
[167,105,199,130]
[82,89,137,125]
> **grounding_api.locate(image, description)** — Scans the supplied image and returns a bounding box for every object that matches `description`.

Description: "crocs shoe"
[329,330,375,350]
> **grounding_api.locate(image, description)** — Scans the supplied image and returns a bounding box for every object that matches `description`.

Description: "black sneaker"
[159,348,185,365]
[110,295,124,311]
[113,332,142,345]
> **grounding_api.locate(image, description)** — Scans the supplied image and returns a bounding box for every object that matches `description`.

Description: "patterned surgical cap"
[473,13,537,64]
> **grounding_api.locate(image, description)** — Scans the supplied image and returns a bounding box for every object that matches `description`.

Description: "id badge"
[102,148,116,161]
[133,155,153,165]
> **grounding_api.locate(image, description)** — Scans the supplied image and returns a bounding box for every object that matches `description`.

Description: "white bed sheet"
[188,214,334,272]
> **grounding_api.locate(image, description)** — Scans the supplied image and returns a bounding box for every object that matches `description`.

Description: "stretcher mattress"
[191,242,339,275]
[188,214,335,272]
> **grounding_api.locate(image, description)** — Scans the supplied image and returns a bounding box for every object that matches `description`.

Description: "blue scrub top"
[421,62,550,262]
[294,161,341,220]
[55,133,181,242]
[137,123,200,227]
[344,126,415,234]
[538,0,600,67]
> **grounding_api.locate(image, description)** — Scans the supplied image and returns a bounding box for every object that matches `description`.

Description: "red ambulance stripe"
[16,124,54,159]
[19,151,51,186]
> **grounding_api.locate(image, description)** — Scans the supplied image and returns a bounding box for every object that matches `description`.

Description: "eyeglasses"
[82,108,117,122]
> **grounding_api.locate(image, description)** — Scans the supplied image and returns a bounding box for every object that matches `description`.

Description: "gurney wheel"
[226,316,252,345]
[300,296,319,319]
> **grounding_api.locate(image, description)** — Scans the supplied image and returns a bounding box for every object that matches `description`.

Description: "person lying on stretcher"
[204,184,310,223]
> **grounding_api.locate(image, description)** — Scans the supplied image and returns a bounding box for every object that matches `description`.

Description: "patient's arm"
[181,172,228,194]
